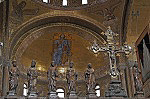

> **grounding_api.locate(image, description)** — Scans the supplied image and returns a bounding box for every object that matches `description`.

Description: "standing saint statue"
[53,34,71,66]
[133,64,143,92]
[8,60,19,95]
[27,60,38,96]
[85,63,96,93]
[47,61,58,92]
[66,62,78,93]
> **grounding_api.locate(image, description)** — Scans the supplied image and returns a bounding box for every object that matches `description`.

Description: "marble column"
[1,0,10,96]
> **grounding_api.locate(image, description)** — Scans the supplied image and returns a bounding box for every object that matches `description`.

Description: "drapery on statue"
[133,64,143,92]
[47,61,58,92]
[8,60,19,95]
[66,62,78,93]
[53,34,71,66]
[27,60,38,93]
[85,63,96,93]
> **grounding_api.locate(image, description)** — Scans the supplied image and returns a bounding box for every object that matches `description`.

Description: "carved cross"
[90,27,132,79]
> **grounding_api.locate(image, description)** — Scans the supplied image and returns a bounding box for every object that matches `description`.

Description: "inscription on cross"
[90,26,132,79]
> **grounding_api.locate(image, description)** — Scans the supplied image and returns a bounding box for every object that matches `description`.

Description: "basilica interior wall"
[1,0,150,98]
[0,0,131,97]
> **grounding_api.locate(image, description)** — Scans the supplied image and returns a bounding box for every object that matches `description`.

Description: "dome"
[33,0,108,10]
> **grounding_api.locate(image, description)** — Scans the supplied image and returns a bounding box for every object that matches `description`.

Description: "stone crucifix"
[90,26,132,79]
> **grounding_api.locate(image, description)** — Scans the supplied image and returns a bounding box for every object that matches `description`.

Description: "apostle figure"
[53,34,71,66]
[27,60,38,95]
[133,64,143,92]
[47,61,58,92]
[85,63,96,93]
[8,60,19,95]
[66,62,78,93]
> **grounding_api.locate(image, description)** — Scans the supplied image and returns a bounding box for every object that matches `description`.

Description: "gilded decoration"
[12,24,109,81]
[2,0,131,97]
[9,14,107,58]
[9,0,39,34]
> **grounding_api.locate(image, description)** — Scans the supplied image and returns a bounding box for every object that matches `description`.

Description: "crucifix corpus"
[90,26,132,79]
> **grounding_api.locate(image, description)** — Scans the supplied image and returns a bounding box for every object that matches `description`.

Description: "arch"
[82,0,88,4]
[56,88,65,98]
[9,13,107,59]
[43,0,49,3]
[23,83,28,96]
[95,85,100,97]
[63,0,67,6]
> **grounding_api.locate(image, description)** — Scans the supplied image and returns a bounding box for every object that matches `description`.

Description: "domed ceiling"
[33,0,108,10]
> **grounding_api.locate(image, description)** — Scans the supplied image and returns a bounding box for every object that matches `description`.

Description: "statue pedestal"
[87,92,97,99]
[28,91,38,98]
[68,91,78,99]
[7,91,17,96]
[105,80,127,97]
[48,91,59,99]
[134,91,144,97]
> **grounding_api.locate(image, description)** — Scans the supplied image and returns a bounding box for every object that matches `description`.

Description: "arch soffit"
[13,23,105,60]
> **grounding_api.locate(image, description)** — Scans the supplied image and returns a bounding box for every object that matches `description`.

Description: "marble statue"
[47,61,58,92]
[133,65,143,92]
[27,60,38,96]
[85,63,96,93]
[8,60,19,95]
[66,62,78,93]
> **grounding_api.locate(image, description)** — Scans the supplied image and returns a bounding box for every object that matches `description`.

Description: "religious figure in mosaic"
[8,60,19,95]
[85,63,96,93]
[66,62,78,93]
[11,0,39,24]
[53,34,71,66]
[47,61,58,92]
[27,60,38,93]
